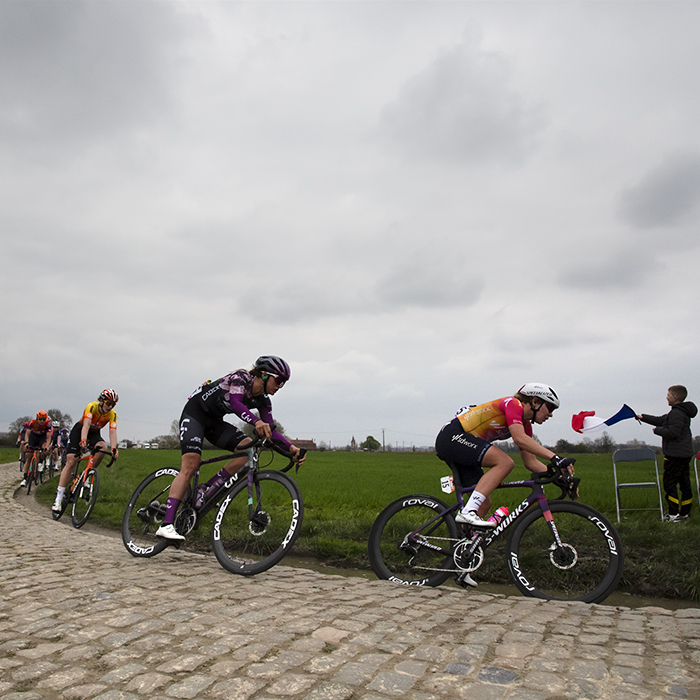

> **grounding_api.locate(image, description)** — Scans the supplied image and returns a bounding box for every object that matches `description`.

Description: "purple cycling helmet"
[254,355,291,382]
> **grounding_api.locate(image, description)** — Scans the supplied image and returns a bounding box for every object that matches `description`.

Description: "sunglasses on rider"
[100,399,116,408]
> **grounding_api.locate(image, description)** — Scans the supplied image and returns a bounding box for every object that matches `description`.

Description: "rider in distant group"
[52,390,119,513]
[20,411,53,487]
[435,383,575,528]
[58,427,70,466]
[155,355,306,541]
[16,420,31,470]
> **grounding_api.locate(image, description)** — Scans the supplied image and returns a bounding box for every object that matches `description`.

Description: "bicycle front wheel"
[507,501,624,604]
[71,468,100,528]
[212,470,303,576]
[368,494,459,587]
[122,468,179,558]
[26,455,38,495]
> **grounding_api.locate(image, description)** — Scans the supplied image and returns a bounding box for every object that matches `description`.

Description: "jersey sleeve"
[500,397,533,437]
[228,391,262,426]
[257,402,292,448]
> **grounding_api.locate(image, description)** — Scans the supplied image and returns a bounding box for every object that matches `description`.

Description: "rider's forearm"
[514,434,555,462]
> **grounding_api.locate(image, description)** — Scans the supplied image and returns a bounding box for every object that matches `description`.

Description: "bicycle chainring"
[174,507,197,536]
[453,538,484,573]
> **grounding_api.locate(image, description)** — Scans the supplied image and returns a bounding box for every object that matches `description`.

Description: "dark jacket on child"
[639,401,698,458]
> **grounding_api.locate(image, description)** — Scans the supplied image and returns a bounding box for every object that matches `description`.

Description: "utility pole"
[382,429,385,452]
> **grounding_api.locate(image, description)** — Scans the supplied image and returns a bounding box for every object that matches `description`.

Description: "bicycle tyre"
[26,453,38,495]
[71,468,100,528]
[506,501,624,604]
[211,470,303,576]
[38,459,45,484]
[368,494,459,587]
[122,467,180,558]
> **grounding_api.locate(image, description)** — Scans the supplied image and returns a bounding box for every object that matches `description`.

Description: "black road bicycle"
[368,460,624,604]
[122,435,306,576]
[24,446,46,494]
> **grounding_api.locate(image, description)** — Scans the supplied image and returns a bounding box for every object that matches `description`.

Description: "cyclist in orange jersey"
[52,389,119,514]
[435,383,575,528]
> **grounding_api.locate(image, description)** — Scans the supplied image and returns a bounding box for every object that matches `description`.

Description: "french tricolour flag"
[571,404,636,434]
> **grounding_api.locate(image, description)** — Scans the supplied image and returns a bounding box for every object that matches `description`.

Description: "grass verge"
[4,446,698,601]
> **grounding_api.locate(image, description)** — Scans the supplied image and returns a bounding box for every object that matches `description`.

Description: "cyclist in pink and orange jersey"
[435,383,575,528]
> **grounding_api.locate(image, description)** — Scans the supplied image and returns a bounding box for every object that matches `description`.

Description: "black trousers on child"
[663,457,693,516]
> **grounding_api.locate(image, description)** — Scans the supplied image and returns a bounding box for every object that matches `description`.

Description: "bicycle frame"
[182,440,301,525]
[188,448,258,522]
[407,476,565,565]
[69,448,114,494]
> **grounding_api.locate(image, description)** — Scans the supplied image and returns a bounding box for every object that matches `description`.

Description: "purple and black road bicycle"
[368,461,624,604]
[122,435,305,576]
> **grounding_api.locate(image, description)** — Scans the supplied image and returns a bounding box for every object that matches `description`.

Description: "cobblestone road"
[1,461,699,700]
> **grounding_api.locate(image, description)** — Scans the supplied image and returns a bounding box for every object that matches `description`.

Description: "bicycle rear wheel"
[506,501,624,604]
[212,470,303,575]
[71,468,100,528]
[368,494,459,587]
[122,467,180,558]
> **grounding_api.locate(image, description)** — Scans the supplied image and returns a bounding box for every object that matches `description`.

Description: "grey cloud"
[617,151,700,228]
[378,38,545,166]
[236,252,483,324]
[0,0,193,151]
[558,246,659,290]
[376,257,483,308]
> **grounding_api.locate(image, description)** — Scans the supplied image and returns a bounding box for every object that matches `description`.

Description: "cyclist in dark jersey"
[20,411,53,487]
[156,355,305,540]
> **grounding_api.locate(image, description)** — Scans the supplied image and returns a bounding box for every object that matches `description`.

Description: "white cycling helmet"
[518,383,560,409]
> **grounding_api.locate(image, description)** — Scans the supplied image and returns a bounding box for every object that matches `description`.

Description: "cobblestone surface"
[2,461,700,699]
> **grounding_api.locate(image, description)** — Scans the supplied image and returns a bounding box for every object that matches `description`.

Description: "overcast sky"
[2,0,700,451]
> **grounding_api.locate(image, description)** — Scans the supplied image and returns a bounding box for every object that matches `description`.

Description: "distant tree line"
[0,409,73,446]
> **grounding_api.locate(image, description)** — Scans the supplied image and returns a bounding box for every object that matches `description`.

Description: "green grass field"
[3,446,698,601]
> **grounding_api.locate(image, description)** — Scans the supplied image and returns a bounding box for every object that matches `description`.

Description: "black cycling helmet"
[254,355,291,382]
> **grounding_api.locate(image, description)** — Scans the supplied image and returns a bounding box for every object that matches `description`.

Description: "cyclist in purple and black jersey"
[156,355,305,540]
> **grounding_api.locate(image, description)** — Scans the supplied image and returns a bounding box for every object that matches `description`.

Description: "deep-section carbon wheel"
[368,494,459,587]
[122,467,180,558]
[506,501,624,604]
[211,470,303,576]
[71,468,99,528]
[26,453,39,495]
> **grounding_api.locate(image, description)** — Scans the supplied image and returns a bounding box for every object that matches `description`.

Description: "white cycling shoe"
[454,510,496,528]
[156,524,185,541]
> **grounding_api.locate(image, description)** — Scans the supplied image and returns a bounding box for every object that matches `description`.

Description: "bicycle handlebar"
[532,458,579,499]
[224,430,307,473]
[79,446,117,468]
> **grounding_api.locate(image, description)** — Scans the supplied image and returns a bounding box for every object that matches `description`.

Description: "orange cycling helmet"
[99,389,119,404]
[36,410,48,421]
